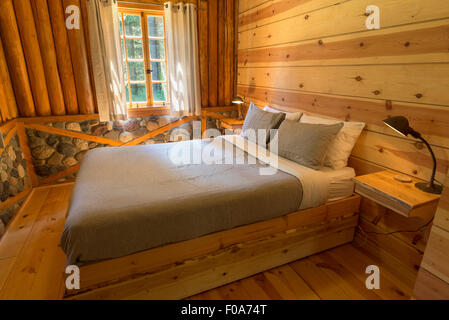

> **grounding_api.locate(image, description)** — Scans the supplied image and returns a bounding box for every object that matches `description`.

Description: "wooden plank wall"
[237,0,449,288]
[413,171,449,299]
[237,0,449,184]
[0,0,236,122]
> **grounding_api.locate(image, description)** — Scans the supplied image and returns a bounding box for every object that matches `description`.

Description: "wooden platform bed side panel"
[65,195,361,300]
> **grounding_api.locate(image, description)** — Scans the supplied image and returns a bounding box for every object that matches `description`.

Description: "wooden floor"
[0,184,413,300]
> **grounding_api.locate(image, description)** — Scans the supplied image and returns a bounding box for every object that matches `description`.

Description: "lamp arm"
[417,135,437,187]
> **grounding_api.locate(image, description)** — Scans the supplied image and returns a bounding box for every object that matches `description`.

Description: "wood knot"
[304,14,309,20]
[360,42,364,47]
[266,73,270,76]
[415,93,423,99]
[286,54,290,58]
[412,234,423,245]
[404,41,410,47]
[268,34,272,38]
[355,76,362,81]
[413,170,418,175]
[299,83,304,88]
[282,97,285,102]
[222,272,227,276]
[378,147,384,153]
[415,142,424,150]
[372,90,381,95]
[253,32,256,36]
[318,39,323,45]
[385,100,392,110]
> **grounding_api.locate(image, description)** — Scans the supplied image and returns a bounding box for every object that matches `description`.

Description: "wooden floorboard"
[0,184,414,300]
[190,244,414,300]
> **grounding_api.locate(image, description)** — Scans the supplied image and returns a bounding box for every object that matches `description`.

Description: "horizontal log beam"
[24,123,122,147]
[19,114,99,124]
[0,188,32,211]
[39,164,81,186]
[122,116,198,147]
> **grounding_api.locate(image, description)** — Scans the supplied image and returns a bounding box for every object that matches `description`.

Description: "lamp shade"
[232,96,244,104]
[383,116,410,137]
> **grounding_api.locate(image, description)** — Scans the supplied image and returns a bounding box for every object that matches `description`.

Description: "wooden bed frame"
[64,195,360,300]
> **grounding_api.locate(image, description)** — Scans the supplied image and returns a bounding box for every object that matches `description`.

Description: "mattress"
[320,167,356,202]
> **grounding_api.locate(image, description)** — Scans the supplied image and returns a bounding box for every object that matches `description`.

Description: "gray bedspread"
[61,138,303,264]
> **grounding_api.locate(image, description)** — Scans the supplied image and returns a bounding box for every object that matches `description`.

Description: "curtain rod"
[117,1,207,10]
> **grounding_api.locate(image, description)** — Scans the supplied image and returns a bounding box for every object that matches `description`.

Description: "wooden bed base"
[65,195,360,300]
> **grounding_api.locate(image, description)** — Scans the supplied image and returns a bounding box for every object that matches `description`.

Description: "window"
[118,8,169,108]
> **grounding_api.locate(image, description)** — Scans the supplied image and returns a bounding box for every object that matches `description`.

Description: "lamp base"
[415,182,443,194]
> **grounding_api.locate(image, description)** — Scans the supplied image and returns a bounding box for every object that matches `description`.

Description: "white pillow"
[300,114,365,169]
[263,106,303,122]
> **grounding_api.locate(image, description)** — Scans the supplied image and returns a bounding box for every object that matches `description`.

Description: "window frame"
[118,6,169,109]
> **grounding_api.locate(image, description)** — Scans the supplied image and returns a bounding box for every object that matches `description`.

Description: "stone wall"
[26,111,238,183]
[26,115,198,182]
[0,134,31,237]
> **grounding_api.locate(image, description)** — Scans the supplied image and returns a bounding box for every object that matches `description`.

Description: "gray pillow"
[241,103,285,145]
[276,120,343,170]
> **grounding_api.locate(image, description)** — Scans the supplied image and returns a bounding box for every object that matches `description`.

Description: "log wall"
[0,0,236,122]
[0,0,95,119]
[237,0,449,183]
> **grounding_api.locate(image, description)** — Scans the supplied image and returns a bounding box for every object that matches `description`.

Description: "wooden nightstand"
[353,170,440,220]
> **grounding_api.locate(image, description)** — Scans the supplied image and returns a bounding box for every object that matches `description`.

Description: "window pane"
[148,16,164,38]
[128,61,145,81]
[125,84,130,103]
[131,83,147,102]
[124,14,142,37]
[123,61,128,81]
[119,15,123,36]
[149,40,165,60]
[151,62,166,81]
[121,39,125,58]
[126,39,143,60]
[152,83,167,102]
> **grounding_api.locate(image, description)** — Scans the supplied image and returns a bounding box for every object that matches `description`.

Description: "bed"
[62,134,360,299]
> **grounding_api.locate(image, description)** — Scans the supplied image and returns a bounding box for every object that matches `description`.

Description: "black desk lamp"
[383,116,442,194]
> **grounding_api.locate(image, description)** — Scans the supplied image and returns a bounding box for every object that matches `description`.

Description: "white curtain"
[164,2,201,116]
[86,0,127,121]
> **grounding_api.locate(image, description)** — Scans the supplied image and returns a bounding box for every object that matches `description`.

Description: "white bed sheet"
[320,166,356,202]
[220,135,355,209]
